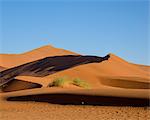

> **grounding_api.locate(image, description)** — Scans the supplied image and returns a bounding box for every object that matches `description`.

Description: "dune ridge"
[0,45,77,68]
[0,55,110,86]
[0,45,150,107]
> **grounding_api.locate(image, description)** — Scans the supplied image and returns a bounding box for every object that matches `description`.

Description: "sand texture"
[0,101,150,120]
[0,45,150,120]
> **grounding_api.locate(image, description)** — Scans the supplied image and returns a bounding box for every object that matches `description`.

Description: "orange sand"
[0,45,150,120]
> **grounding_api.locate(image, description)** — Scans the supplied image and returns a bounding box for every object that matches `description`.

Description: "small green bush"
[49,77,72,87]
[48,77,91,89]
[73,78,91,89]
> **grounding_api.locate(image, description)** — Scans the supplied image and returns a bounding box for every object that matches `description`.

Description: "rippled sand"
[0,101,149,120]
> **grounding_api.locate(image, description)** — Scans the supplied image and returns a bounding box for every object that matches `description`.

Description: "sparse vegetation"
[49,77,72,87]
[48,77,91,89]
[73,78,91,89]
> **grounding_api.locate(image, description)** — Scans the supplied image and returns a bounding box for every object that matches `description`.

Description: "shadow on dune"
[0,55,110,86]
[0,79,42,92]
[100,77,150,89]
[7,93,149,107]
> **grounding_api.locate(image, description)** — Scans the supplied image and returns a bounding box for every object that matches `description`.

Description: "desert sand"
[0,45,150,120]
[0,66,5,72]
[0,100,150,120]
[0,45,77,68]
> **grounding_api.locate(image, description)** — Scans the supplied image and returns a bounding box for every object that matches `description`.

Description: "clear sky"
[0,0,149,65]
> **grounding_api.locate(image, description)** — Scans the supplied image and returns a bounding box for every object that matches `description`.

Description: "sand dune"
[0,79,42,92]
[13,53,149,90]
[0,55,110,86]
[133,64,150,73]
[0,45,77,68]
[99,77,150,89]
[0,45,150,107]
[0,66,6,72]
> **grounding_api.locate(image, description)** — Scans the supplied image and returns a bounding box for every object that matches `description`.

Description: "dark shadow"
[0,55,110,86]
[0,79,42,92]
[100,78,150,89]
[7,93,150,107]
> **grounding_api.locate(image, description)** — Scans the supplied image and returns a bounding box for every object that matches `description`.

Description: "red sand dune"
[0,45,150,106]
[0,45,77,68]
[1,79,42,92]
[0,66,5,72]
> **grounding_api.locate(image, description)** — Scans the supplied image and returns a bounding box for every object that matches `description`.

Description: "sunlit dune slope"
[0,45,77,68]
[0,45,149,100]
[0,66,6,72]
[0,55,110,86]
[16,54,150,89]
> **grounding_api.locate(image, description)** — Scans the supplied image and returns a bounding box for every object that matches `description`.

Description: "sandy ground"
[0,100,150,120]
[0,45,150,120]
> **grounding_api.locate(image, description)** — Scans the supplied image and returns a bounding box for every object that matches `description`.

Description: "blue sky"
[0,0,149,65]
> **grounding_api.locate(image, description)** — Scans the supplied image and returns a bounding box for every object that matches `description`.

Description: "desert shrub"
[48,77,91,89]
[49,77,72,87]
[73,78,91,89]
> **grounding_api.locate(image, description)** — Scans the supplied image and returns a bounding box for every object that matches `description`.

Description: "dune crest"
[0,45,150,103]
[0,45,77,68]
